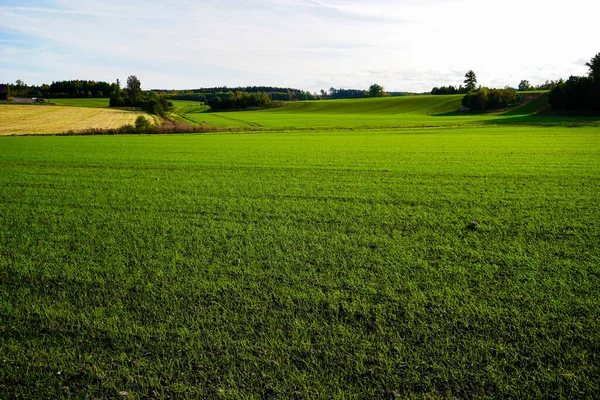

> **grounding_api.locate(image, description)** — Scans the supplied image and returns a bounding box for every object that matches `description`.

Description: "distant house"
[0,84,8,101]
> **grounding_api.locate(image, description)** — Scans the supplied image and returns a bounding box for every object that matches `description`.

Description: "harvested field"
[0,105,155,135]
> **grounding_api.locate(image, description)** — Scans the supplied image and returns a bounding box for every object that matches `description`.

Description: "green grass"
[182,95,599,130]
[170,100,210,126]
[49,98,111,108]
[45,94,599,131]
[186,95,475,128]
[1,126,599,398]
[169,99,207,109]
[502,94,550,116]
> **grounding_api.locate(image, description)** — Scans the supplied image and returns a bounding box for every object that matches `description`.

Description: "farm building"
[0,84,8,101]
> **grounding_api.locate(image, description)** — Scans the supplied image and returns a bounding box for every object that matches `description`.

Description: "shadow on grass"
[430,104,600,127]
[432,94,551,120]
[431,110,466,117]
[481,115,600,126]
[501,94,549,116]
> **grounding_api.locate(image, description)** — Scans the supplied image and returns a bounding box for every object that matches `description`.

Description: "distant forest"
[154,86,414,103]
[6,80,112,98]
[431,80,559,96]
[5,82,320,102]
[153,87,319,102]
[5,80,410,105]
[322,87,414,99]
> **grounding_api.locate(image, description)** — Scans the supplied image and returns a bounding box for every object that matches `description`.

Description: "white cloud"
[0,0,596,91]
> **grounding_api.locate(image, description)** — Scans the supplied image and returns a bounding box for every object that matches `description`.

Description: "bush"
[135,116,152,131]
[109,95,124,107]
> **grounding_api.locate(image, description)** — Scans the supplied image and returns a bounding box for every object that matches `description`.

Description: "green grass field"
[179,94,599,130]
[50,98,111,108]
[170,100,210,126]
[186,95,476,128]
[170,99,207,110]
[1,125,599,397]
[43,94,600,131]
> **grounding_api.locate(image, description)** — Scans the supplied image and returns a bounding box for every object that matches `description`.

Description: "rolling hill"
[182,94,554,129]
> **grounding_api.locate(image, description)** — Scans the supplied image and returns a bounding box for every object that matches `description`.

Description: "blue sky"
[0,0,596,92]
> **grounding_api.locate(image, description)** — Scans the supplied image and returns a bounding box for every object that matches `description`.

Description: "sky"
[0,0,597,92]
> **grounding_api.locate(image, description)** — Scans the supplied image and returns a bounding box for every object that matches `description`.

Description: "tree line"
[431,85,469,95]
[432,73,560,96]
[516,80,559,91]
[321,84,400,99]
[157,85,394,102]
[325,87,366,99]
[153,87,319,102]
[433,55,600,113]
[205,83,389,110]
[548,53,600,113]
[5,80,112,98]
[208,91,273,110]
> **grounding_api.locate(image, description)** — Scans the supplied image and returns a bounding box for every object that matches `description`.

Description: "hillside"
[182,94,555,129]
[265,95,463,115]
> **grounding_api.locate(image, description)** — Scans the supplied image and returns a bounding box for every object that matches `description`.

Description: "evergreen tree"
[464,70,477,92]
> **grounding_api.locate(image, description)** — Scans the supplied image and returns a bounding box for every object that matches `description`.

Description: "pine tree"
[464,70,477,92]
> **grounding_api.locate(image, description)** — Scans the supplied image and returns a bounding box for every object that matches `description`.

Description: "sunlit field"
[1,126,599,397]
[49,98,111,108]
[0,105,155,135]
[178,94,598,130]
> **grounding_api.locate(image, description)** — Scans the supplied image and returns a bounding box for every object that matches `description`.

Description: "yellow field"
[0,105,156,135]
